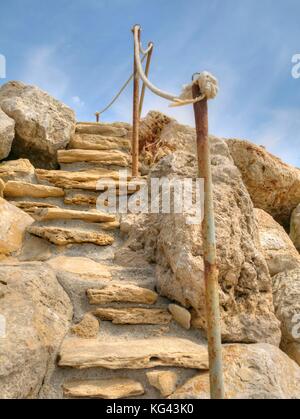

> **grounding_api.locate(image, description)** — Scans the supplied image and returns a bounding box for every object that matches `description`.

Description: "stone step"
[27,225,114,246]
[76,123,128,137]
[63,378,144,399]
[69,134,131,152]
[58,149,131,167]
[58,336,209,370]
[87,284,158,305]
[4,181,64,198]
[33,207,116,223]
[93,307,172,325]
[9,201,59,215]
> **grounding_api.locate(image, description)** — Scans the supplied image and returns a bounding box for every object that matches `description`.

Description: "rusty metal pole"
[139,42,153,118]
[192,83,225,400]
[95,112,100,123]
[131,25,141,177]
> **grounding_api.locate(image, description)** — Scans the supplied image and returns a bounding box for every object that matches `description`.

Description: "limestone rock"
[71,314,100,339]
[76,123,127,137]
[58,336,209,370]
[0,197,34,255]
[19,234,53,262]
[0,81,75,168]
[27,226,114,246]
[57,149,131,167]
[64,190,98,207]
[0,178,4,197]
[169,344,300,399]
[0,108,15,160]
[63,378,144,399]
[290,204,300,251]
[0,159,35,182]
[139,111,172,154]
[87,284,158,305]
[69,133,130,151]
[0,262,72,398]
[168,304,191,330]
[93,307,172,325]
[146,371,178,397]
[255,209,300,276]
[4,181,64,198]
[227,139,300,227]
[10,201,58,216]
[272,268,300,366]
[33,207,115,223]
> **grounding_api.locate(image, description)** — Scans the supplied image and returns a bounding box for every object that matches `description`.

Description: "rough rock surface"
[93,307,172,325]
[87,284,158,305]
[57,149,131,167]
[0,178,4,197]
[0,108,15,160]
[227,139,300,227]
[146,371,178,397]
[0,159,35,182]
[168,304,191,330]
[0,81,75,168]
[71,313,100,339]
[0,262,72,399]
[4,181,64,198]
[255,209,300,276]
[290,204,300,251]
[69,134,130,151]
[272,268,300,366]
[169,344,300,399]
[0,197,34,255]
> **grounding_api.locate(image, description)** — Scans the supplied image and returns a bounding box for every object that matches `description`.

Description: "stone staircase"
[2,122,208,399]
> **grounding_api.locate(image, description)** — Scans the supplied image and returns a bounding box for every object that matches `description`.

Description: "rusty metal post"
[95,112,100,123]
[192,83,225,400]
[131,25,141,177]
[139,42,153,118]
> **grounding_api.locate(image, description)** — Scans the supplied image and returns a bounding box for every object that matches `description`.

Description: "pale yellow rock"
[64,190,99,206]
[168,304,191,330]
[71,314,100,339]
[10,201,58,216]
[4,181,64,198]
[58,149,131,167]
[146,371,178,397]
[76,123,127,137]
[99,220,120,231]
[290,204,300,252]
[0,197,34,255]
[87,284,158,305]
[58,336,209,370]
[47,256,112,281]
[0,159,35,182]
[93,307,172,325]
[27,226,114,246]
[63,378,144,399]
[0,178,5,197]
[33,207,116,223]
[69,133,130,151]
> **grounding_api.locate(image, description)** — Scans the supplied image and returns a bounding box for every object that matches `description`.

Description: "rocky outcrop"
[169,344,300,399]
[272,268,300,366]
[255,209,300,276]
[0,262,72,398]
[0,81,75,168]
[290,204,300,251]
[0,159,35,182]
[0,197,34,255]
[0,108,15,160]
[227,139,300,227]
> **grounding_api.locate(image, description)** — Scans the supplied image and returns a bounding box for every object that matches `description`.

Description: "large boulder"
[227,139,300,227]
[118,125,281,345]
[0,108,15,160]
[272,268,300,366]
[0,262,72,398]
[255,208,300,276]
[0,197,34,255]
[169,344,300,399]
[0,81,76,169]
[290,204,300,251]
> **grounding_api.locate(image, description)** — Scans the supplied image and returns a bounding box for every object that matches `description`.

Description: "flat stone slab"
[33,207,115,223]
[69,134,130,151]
[58,337,209,370]
[57,149,131,167]
[4,181,64,198]
[87,284,158,305]
[47,256,112,280]
[76,123,128,137]
[93,308,172,325]
[63,378,144,399]
[10,201,58,215]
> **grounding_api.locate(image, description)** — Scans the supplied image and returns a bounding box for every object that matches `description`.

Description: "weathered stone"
[4,181,64,198]
[33,207,115,223]
[76,123,127,137]
[227,139,300,227]
[87,284,158,305]
[0,159,35,182]
[0,178,4,197]
[71,314,100,339]
[146,371,178,397]
[93,307,172,325]
[273,268,300,366]
[0,81,75,168]
[10,201,58,216]
[27,226,114,246]
[139,111,172,154]
[19,234,53,262]
[58,149,131,167]
[284,343,300,366]
[0,262,72,399]
[168,304,191,330]
[0,108,15,160]
[290,204,300,252]
[69,133,130,151]
[169,344,300,399]
[64,190,98,207]
[0,197,34,255]
[63,378,144,399]
[255,209,300,276]
[58,337,209,370]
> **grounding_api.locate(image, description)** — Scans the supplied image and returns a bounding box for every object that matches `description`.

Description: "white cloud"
[71,95,85,108]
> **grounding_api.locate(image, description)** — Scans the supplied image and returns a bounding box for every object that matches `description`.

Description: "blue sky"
[0,0,299,166]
